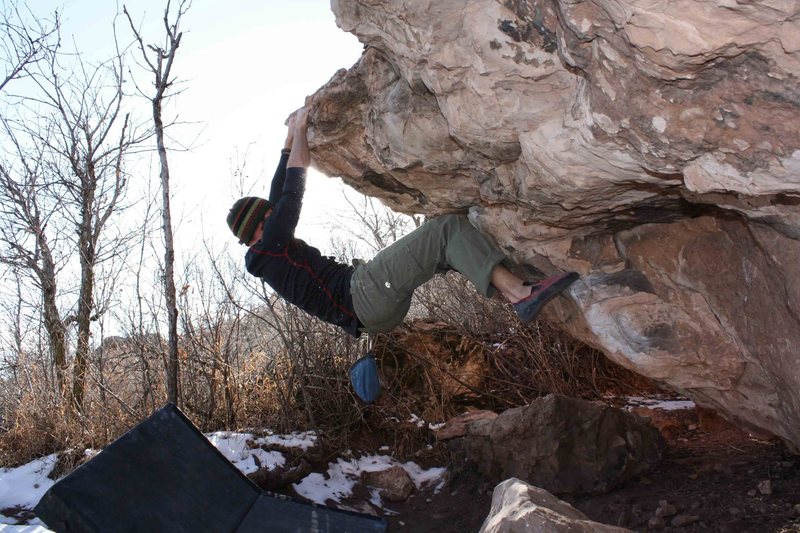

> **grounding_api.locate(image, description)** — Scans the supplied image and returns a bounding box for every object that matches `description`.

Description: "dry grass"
[0,392,140,468]
[368,273,654,422]
[369,316,647,425]
[0,272,652,472]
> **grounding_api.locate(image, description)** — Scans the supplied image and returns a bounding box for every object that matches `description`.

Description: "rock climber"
[226,106,579,341]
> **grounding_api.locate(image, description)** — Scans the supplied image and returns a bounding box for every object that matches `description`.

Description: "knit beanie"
[227,197,272,245]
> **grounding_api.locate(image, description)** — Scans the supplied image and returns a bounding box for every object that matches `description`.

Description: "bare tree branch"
[0,2,61,93]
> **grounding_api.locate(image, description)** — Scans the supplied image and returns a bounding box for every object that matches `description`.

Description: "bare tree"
[0,124,71,400]
[123,0,190,405]
[0,1,61,93]
[330,189,422,256]
[0,42,145,411]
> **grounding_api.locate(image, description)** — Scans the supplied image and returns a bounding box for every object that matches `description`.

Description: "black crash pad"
[34,403,387,532]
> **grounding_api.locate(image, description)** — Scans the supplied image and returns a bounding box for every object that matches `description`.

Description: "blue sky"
[50,0,365,251]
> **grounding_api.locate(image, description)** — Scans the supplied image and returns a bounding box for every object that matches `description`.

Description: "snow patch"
[255,431,318,451]
[1,428,445,528]
[407,414,445,431]
[408,414,426,428]
[625,396,695,411]
[0,524,52,532]
[649,400,696,411]
[0,455,58,520]
[293,454,446,507]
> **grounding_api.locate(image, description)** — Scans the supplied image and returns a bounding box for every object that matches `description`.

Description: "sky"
[50,0,366,254]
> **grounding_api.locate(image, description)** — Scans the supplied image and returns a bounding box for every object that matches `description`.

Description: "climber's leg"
[350,214,505,333]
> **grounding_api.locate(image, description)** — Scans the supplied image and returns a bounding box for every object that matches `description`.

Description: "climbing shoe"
[513,271,579,323]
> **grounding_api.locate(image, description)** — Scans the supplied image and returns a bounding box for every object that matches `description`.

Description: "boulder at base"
[457,394,664,494]
[480,478,632,533]
[361,466,415,502]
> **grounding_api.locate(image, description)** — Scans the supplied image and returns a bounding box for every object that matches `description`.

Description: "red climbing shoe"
[513,271,579,323]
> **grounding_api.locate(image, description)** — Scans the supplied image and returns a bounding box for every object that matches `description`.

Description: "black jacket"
[245,151,362,337]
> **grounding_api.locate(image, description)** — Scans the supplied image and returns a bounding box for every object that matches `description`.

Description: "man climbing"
[227,106,578,339]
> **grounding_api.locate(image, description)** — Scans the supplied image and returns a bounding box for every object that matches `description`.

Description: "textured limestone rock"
[480,478,632,532]
[361,466,415,502]
[308,0,800,448]
[455,394,664,494]
[433,410,498,441]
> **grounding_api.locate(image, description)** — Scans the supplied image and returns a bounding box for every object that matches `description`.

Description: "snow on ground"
[256,430,319,451]
[0,428,446,531]
[293,453,446,507]
[205,431,287,475]
[0,455,58,526]
[0,520,53,533]
[623,395,696,411]
[408,413,445,430]
[649,400,695,410]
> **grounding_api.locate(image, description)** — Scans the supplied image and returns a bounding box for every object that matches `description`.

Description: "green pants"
[350,214,506,333]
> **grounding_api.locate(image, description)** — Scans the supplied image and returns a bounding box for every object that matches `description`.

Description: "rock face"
[308,0,800,448]
[361,466,416,502]
[480,478,632,533]
[454,395,664,494]
[434,410,498,441]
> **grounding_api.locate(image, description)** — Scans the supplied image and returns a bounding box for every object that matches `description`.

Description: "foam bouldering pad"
[34,403,387,532]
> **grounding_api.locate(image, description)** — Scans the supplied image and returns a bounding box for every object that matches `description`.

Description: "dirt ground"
[365,402,800,532]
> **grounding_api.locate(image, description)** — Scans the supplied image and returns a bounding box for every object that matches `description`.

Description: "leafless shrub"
[0,373,139,467]
[189,239,366,446]
[365,251,653,435]
[410,270,510,335]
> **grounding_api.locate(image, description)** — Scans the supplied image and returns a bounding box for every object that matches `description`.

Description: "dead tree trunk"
[70,113,130,412]
[154,91,180,406]
[40,236,69,400]
[0,135,70,402]
[124,1,190,406]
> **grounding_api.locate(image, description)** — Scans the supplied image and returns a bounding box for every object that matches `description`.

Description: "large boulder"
[454,394,663,494]
[308,0,800,450]
[480,478,632,533]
